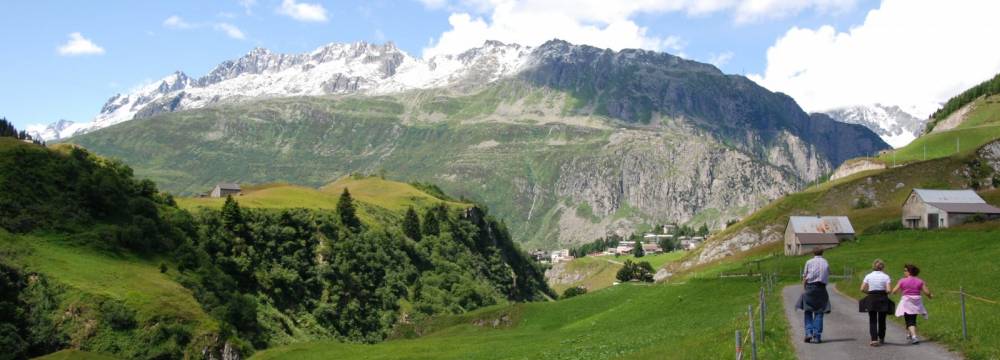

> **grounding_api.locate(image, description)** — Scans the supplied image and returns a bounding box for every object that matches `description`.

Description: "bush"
[100,300,137,330]
[862,219,905,235]
[853,197,873,209]
[616,260,654,283]
[561,286,587,299]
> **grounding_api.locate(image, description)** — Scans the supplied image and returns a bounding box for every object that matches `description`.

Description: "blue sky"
[4,0,999,129]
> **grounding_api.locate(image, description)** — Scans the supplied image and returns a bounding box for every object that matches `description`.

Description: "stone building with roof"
[784,216,855,256]
[210,183,242,198]
[902,189,1000,229]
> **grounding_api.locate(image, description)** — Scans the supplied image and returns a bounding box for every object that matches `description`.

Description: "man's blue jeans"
[804,311,824,340]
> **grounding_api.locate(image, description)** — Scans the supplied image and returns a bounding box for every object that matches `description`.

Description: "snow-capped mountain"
[33,40,533,141]
[823,104,926,148]
[25,119,87,141]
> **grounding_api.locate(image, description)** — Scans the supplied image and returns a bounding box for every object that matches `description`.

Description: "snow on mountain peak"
[823,103,927,148]
[28,40,540,141]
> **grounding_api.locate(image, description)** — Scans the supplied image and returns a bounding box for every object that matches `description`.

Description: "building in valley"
[784,216,855,256]
[210,183,242,198]
[902,189,1000,229]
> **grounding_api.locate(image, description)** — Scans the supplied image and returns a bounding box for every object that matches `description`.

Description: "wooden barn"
[210,183,242,198]
[784,216,855,256]
[902,189,1000,229]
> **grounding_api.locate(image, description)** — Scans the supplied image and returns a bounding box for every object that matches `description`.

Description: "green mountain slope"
[0,137,551,359]
[65,41,888,249]
[251,277,793,360]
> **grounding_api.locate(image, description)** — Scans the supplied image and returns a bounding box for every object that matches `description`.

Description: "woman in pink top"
[891,264,933,344]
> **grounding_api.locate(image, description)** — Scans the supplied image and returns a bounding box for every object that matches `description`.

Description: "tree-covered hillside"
[0,137,551,359]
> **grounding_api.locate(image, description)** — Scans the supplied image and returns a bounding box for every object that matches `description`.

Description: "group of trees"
[615,260,654,283]
[0,118,43,145]
[568,235,622,258]
[0,139,554,359]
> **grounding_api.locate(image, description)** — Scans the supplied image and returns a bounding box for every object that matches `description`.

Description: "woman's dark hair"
[904,264,920,276]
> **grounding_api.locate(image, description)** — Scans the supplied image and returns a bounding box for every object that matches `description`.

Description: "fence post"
[748,305,758,360]
[760,287,766,343]
[961,287,968,341]
[735,330,743,360]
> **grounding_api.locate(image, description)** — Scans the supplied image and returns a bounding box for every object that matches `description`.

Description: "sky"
[2,0,999,130]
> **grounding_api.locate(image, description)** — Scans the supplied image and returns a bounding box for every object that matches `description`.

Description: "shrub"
[561,286,587,299]
[99,300,137,330]
[862,219,905,235]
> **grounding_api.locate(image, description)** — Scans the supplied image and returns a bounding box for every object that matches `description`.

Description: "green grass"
[550,252,685,294]
[1,233,217,334]
[176,177,466,214]
[251,278,794,360]
[711,224,1000,360]
[32,350,119,360]
[878,125,1000,164]
[879,94,1000,165]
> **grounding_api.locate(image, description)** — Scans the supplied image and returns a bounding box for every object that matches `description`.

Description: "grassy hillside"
[699,223,1000,360]
[251,277,793,360]
[548,252,684,294]
[32,350,118,360]
[880,93,1000,166]
[176,176,466,217]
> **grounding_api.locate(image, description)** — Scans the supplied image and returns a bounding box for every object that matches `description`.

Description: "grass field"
[0,232,218,335]
[32,350,119,360]
[549,252,685,294]
[879,94,1000,165]
[252,277,794,360]
[702,223,1000,360]
[176,176,465,214]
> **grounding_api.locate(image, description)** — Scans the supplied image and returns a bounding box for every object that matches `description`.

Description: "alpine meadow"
[4,1,1000,359]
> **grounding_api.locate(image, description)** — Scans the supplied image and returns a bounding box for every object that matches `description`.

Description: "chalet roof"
[913,189,986,204]
[788,216,855,235]
[216,183,241,190]
[796,233,840,245]
[926,202,1000,214]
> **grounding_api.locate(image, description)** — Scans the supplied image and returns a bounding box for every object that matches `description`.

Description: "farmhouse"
[902,189,1000,229]
[642,243,663,254]
[784,216,855,256]
[210,183,242,198]
[550,249,572,263]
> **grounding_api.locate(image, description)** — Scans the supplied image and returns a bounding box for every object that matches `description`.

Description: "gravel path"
[782,284,961,360]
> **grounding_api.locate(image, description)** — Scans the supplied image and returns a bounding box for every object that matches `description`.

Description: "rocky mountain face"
[63,41,889,249]
[824,104,926,148]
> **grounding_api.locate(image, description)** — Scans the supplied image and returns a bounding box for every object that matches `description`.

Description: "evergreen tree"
[421,208,440,236]
[697,224,709,237]
[337,188,362,231]
[402,207,422,241]
[221,195,244,230]
[632,239,645,257]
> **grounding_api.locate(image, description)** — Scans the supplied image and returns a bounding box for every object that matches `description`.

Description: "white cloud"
[277,0,328,22]
[163,15,195,29]
[749,0,1000,117]
[214,23,246,39]
[420,0,854,58]
[163,16,246,40]
[707,51,734,68]
[57,32,105,56]
[239,0,256,15]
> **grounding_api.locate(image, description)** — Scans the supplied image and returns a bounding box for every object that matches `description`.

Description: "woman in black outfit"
[859,259,895,346]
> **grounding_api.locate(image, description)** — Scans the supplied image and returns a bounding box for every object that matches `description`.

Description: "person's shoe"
[804,335,812,343]
[879,338,885,345]
[910,336,920,345]
[814,336,822,344]
[869,341,880,347]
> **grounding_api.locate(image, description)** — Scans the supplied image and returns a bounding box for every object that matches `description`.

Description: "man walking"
[797,247,831,343]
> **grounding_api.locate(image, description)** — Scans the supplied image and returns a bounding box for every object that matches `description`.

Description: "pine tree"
[632,239,645,258]
[402,207,422,241]
[698,224,709,237]
[337,188,362,231]
[221,195,244,230]
[421,208,440,236]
